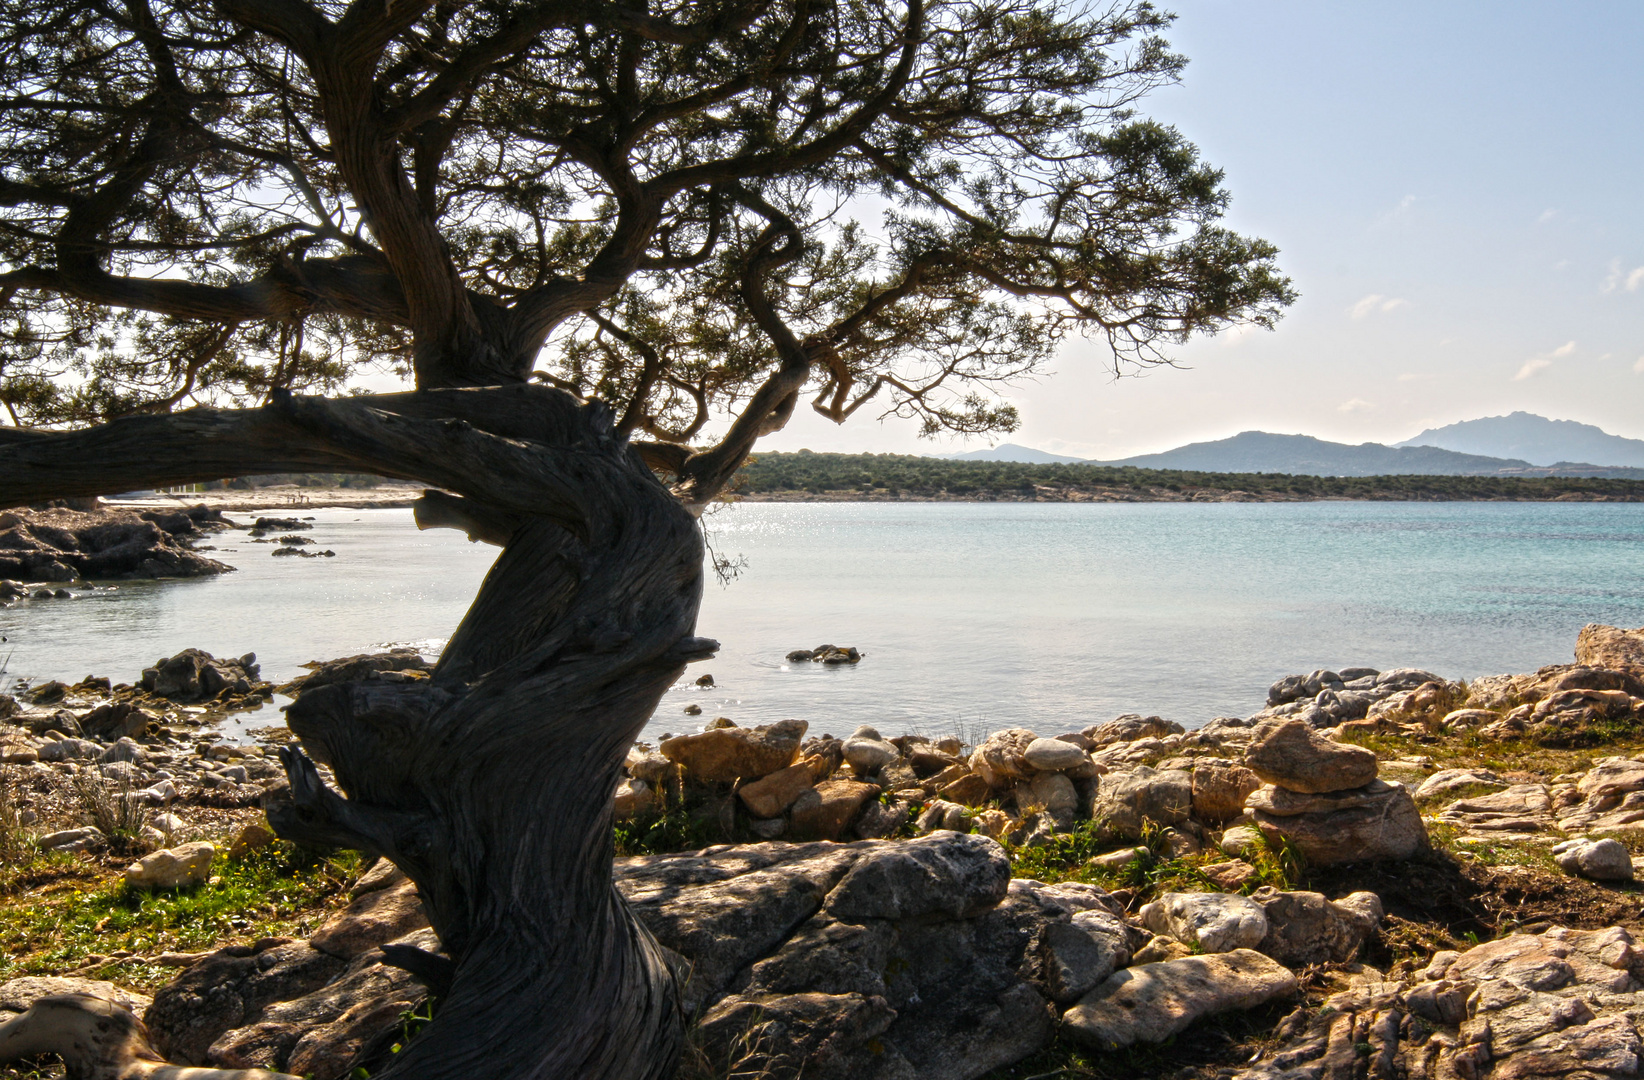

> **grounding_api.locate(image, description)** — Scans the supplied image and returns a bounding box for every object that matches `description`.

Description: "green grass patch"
[0,841,362,990]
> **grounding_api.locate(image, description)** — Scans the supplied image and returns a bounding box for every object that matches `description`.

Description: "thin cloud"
[1635,357,1644,374]
[1537,208,1557,224]
[1396,373,1433,382]
[1349,294,1408,319]
[1551,340,1576,358]
[1514,357,1552,381]
[1601,259,1644,294]
[1337,398,1374,413]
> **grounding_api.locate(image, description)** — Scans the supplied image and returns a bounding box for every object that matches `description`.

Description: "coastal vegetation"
[733,451,1644,501]
[8,627,1644,1078]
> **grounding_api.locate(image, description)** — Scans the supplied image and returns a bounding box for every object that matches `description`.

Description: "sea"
[4,500,1641,744]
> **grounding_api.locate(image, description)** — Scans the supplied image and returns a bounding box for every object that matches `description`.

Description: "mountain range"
[939,414,1644,477]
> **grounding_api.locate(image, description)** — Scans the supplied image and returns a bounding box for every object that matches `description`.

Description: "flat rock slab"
[1238,925,1644,1080]
[1063,949,1298,1050]
[1436,783,1555,835]
[1243,719,1379,794]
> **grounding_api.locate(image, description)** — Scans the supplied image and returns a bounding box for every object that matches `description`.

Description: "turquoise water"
[4,501,1640,741]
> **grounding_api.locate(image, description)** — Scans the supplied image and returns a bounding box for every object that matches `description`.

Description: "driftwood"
[0,994,296,1079]
[0,383,711,1079]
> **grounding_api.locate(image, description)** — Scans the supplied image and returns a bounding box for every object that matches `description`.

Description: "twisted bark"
[0,385,712,1079]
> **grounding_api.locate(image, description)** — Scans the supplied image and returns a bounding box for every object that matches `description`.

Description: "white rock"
[38,826,102,852]
[842,725,899,775]
[151,812,185,835]
[1063,949,1299,1049]
[1023,737,1090,772]
[125,841,215,889]
[1553,837,1634,882]
[139,780,178,805]
[1091,847,1146,867]
[1219,824,1262,857]
[1140,891,1268,954]
[99,737,145,765]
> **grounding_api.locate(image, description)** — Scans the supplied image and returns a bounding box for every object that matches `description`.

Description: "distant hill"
[934,442,1088,464]
[1395,412,1644,468]
[932,429,1644,478]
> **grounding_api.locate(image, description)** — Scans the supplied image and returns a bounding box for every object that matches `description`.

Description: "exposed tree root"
[0,994,296,1080]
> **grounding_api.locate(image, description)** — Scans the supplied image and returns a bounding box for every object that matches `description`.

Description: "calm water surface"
[4,501,1640,742]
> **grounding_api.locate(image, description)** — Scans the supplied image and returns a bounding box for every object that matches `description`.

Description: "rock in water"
[1245,779,1426,865]
[1139,892,1268,954]
[1243,719,1379,794]
[125,841,216,889]
[1553,837,1635,882]
[1062,950,1298,1050]
[0,506,230,581]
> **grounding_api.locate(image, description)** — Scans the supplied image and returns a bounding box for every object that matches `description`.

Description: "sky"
[758,1,1644,459]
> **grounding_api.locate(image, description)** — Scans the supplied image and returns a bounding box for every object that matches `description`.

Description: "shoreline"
[104,483,1644,513]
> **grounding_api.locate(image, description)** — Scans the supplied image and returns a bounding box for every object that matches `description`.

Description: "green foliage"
[0,841,362,989]
[732,452,1644,502]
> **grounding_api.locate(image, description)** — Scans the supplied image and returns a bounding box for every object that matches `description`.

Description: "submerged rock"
[0,506,229,581]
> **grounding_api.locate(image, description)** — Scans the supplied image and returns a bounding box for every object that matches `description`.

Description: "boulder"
[1191,760,1262,823]
[1063,950,1299,1050]
[1218,824,1262,858]
[936,772,992,807]
[125,841,216,889]
[788,780,880,841]
[1022,738,1089,772]
[1553,837,1635,882]
[738,756,823,818]
[1023,771,1078,816]
[1139,892,1268,954]
[1091,766,1192,840]
[1575,623,1644,668]
[974,728,1038,783]
[612,777,655,820]
[1200,860,1258,891]
[1243,720,1378,794]
[659,718,807,782]
[842,725,900,776]
[916,800,970,835]
[1249,887,1381,966]
[620,834,1058,1077]
[1083,714,1184,746]
[1245,780,1426,865]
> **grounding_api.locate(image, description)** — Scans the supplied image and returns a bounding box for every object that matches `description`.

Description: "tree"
[0,0,1292,1074]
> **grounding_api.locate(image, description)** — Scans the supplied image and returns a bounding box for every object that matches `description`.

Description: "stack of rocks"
[1238,720,1427,865]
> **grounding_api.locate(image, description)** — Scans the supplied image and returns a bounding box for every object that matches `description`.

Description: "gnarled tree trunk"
[0,384,714,1079]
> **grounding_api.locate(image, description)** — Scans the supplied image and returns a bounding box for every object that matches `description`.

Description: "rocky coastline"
[5,628,1644,1077]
